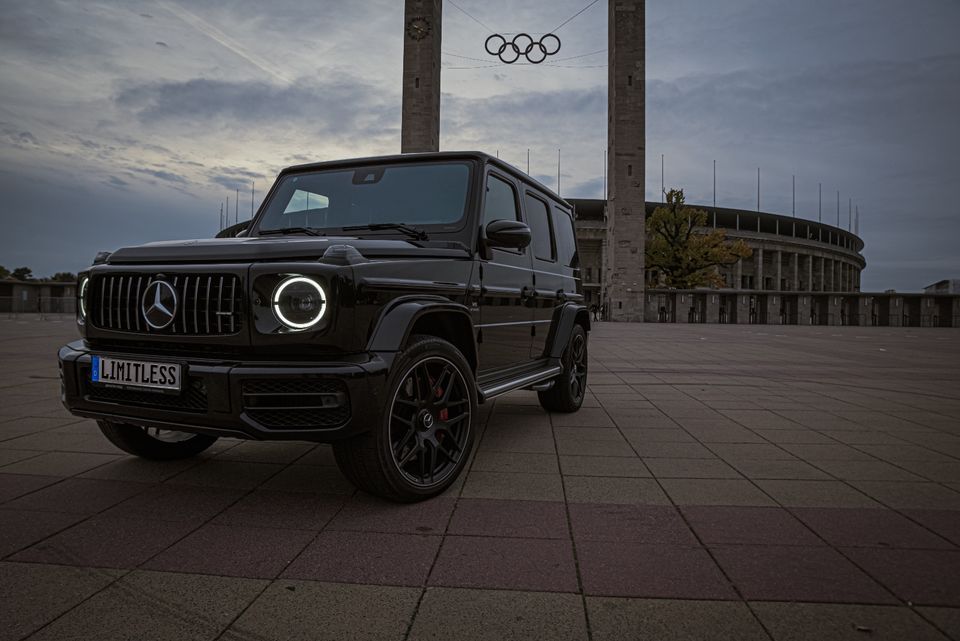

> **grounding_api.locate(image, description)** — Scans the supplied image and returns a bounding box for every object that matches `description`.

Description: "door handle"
[521,286,535,300]
[556,289,566,303]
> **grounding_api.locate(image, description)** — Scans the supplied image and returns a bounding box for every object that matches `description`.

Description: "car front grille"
[241,379,351,430]
[91,273,242,336]
[83,377,209,413]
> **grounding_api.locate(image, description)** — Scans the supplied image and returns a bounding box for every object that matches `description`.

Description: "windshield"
[257,162,471,234]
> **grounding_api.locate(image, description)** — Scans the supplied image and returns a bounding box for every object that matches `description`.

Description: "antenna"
[660,153,664,201]
[526,148,530,174]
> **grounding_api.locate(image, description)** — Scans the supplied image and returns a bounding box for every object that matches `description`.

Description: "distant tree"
[11,267,33,281]
[0,265,9,280]
[645,189,752,289]
[51,272,77,282]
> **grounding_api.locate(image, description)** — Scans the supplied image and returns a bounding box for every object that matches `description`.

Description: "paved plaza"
[1,317,959,640]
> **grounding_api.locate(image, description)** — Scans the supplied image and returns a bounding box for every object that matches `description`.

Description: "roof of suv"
[280,151,569,209]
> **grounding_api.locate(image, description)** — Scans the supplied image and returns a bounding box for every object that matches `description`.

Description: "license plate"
[91,355,181,392]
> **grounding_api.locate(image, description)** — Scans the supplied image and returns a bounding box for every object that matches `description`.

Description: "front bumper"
[58,340,390,442]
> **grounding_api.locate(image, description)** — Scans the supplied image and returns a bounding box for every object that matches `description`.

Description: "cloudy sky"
[1,0,957,290]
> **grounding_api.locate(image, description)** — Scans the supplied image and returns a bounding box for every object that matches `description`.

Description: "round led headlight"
[78,277,89,321]
[272,276,327,329]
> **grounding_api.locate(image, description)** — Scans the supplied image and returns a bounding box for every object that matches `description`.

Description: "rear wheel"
[97,420,218,460]
[334,335,476,502]
[538,324,588,413]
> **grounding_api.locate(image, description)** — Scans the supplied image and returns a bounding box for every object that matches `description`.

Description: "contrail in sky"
[154,0,291,84]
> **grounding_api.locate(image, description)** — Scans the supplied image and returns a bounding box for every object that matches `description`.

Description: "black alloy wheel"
[97,420,218,460]
[538,323,588,413]
[389,356,471,488]
[333,335,477,502]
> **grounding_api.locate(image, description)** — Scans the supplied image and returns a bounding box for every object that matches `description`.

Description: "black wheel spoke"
[445,413,469,427]
[397,438,420,467]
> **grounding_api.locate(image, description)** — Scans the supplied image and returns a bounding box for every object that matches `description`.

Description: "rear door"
[523,190,562,358]
[477,171,534,374]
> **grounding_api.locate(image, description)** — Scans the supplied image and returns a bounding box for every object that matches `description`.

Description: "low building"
[924,279,960,295]
[0,279,76,314]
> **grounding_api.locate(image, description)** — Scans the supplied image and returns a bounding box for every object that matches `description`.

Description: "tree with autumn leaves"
[645,189,752,289]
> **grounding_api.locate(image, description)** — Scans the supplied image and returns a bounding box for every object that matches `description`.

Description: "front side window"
[257,162,471,232]
[482,174,520,230]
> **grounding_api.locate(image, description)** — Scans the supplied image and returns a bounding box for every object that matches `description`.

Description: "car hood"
[104,236,471,264]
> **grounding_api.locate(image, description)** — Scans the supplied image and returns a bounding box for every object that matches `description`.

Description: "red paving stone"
[568,504,697,544]
[682,505,823,546]
[429,535,579,592]
[326,494,456,534]
[283,530,440,586]
[577,542,737,599]
[792,507,956,549]
[843,548,960,606]
[10,515,197,569]
[447,498,569,539]
[711,545,897,603]
[144,523,316,579]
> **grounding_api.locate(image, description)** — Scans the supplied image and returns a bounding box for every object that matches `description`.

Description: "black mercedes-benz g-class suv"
[59,151,589,501]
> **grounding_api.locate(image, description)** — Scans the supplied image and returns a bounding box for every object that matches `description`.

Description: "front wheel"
[334,335,477,502]
[97,420,218,460]
[538,324,588,413]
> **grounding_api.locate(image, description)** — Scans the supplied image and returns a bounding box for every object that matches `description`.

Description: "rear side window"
[483,174,520,229]
[552,205,579,268]
[524,193,555,262]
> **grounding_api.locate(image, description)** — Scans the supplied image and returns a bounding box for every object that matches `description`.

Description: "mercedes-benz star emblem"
[142,280,178,329]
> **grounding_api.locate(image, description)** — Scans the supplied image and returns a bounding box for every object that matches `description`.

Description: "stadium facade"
[570,199,960,327]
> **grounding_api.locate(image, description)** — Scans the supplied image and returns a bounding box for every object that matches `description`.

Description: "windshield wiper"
[257,227,325,237]
[342,223,430,241]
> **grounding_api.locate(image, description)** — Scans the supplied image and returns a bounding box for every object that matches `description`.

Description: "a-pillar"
[605,0,646,321]
[400,0,442,153]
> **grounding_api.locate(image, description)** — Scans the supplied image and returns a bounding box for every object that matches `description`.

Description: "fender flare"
[543,302,591,359]
[366,296,477,367]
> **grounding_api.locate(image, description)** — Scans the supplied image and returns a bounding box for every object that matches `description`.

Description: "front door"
[477,172,534,374]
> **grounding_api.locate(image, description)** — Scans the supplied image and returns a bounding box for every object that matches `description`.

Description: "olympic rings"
[484,32,562,65]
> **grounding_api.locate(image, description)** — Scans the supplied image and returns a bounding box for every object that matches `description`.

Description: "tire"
[334,335,477,502]
[97,420,218,460]
[538,323,588,413]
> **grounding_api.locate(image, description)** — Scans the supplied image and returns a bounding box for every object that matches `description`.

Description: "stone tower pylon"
[605,0,646,321]
[401,0,442,153]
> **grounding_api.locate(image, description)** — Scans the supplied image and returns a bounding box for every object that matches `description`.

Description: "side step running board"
[478,365,562,403]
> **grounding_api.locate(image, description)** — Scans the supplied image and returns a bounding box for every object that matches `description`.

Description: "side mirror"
[485,219,531,250]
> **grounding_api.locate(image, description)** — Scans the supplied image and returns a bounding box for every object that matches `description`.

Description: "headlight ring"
[272,276,327,330]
